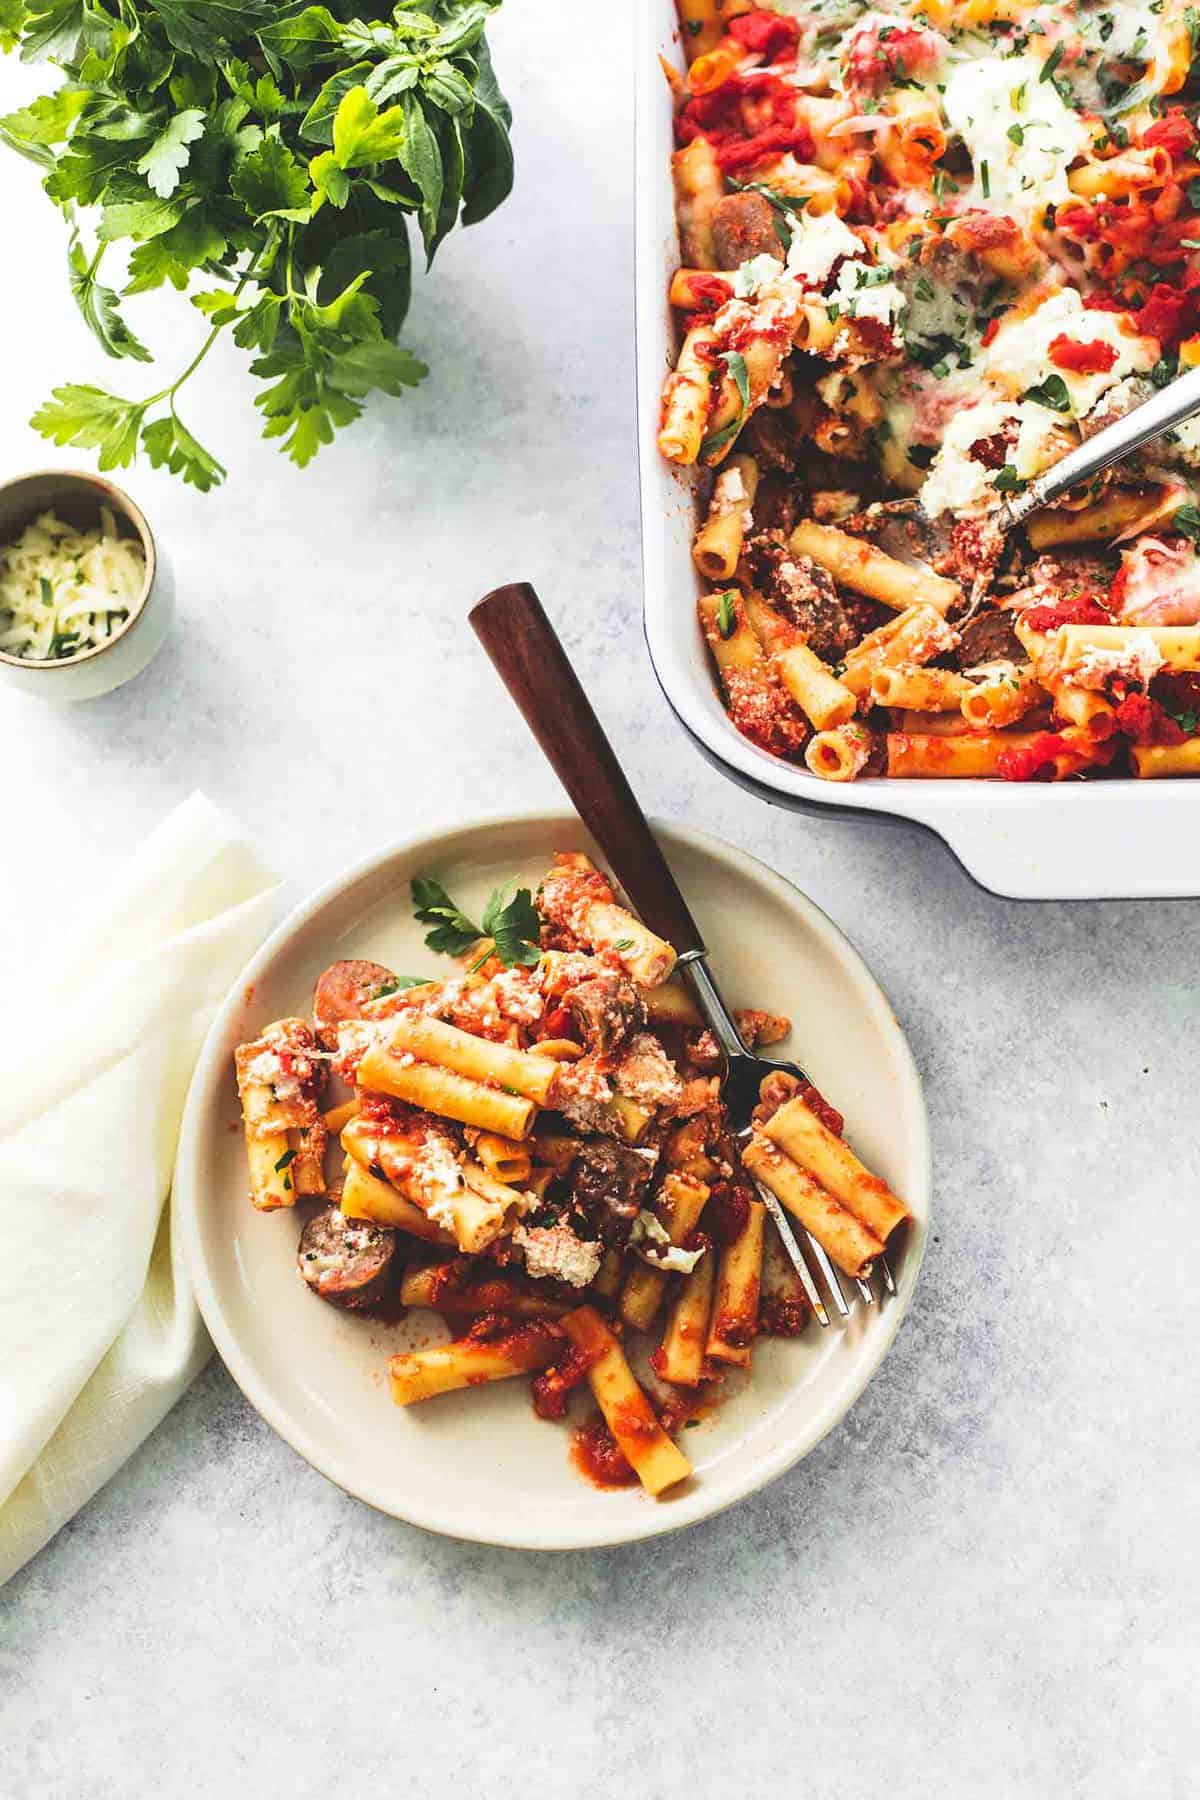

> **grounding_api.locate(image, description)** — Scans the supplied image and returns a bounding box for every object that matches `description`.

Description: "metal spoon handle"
[1004,361,1200,528]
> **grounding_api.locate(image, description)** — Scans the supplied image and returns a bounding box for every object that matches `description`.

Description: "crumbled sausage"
[561,973,644,1055]
[570,1141,657,1245]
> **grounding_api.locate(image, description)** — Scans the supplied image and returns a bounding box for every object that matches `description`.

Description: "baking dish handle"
[914,786,1200,900]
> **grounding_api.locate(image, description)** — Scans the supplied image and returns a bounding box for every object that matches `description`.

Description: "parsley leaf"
[30,384,146,469]
[141,412,226,492]
[371,976,427,999]
[412,874,541,968]
[699,350,750,460]
[481,884,542,968]
[230,135,312,220]
[135,108,205,200]
[412,875,483,954]
[1172,502,1200,542]
[332,86,407,168]
[1022,373,1072,413]
[716,591,736,638]
[67,231,152,362]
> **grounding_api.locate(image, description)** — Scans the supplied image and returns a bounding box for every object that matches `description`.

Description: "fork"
[469,580,894,1328]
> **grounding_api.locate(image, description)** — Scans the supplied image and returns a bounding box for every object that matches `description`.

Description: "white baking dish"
[634,0,1200,900]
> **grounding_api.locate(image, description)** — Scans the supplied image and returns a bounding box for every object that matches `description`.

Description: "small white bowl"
[0,469,173,702]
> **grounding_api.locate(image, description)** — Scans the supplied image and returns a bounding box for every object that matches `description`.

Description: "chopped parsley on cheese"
[942,53,1090,213]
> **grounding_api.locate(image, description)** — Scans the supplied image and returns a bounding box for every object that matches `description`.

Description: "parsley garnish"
[907,443,937,469]
[716,592,737,639]
[274,1148,298,1174]
[411,876,541,969]
[1040,41,1066,82]
[1022,373,1072,413]
[613,938,636,951]
[992,464,1027,493]
[1172,503,1200,543]
[699,351,751,460]
[371,977,427,1000]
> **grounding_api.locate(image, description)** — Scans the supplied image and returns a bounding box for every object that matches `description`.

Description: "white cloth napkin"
[0,793,280,1586]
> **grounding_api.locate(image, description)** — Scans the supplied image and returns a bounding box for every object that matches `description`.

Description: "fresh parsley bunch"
[0,1,513,488]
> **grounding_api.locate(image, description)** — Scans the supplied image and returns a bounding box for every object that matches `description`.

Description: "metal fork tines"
[681,953,897,1332]
[745,1145,892,1331]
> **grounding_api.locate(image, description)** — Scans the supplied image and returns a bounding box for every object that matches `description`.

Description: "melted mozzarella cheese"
[942,52,1089,212]
[984,288,1158,418]
[785,209,865,286]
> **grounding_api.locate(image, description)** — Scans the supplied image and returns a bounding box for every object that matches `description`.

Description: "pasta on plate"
[233,852,911,1499]
[661,0,1200,780]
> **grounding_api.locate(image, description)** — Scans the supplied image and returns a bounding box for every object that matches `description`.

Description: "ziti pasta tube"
[706,1198,765,1368]
[653,1253,716,1388]
[389,1322,561,1406]
[742,1138,882,1280]
[560,1307,692,1497]
[762,1097,910,1243]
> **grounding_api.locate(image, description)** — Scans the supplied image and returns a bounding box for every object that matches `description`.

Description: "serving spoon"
[865,358,1200,602]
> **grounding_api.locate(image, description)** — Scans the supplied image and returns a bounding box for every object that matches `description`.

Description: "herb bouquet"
[0,1,513,488]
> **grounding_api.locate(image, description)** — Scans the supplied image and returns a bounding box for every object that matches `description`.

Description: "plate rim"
[174,807,932,1551]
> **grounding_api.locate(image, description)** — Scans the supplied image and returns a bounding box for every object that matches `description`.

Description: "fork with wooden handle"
[468,580,895,1326]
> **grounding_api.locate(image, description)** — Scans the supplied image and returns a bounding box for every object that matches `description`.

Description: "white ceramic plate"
[175,812,930,1550]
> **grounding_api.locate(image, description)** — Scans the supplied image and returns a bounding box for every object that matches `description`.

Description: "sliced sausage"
[743,535,855,662]
[298,1205,397,1310]
[711,191,784,269]
[957,609,1024,668]
[312,958,398,1049]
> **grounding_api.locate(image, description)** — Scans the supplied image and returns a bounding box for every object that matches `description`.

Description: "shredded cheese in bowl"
[0,507,146,662]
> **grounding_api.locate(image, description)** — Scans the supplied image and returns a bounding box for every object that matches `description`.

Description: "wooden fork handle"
[469,581,707,958]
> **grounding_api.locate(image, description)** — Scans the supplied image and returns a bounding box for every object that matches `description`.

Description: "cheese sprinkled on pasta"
[0,508,145,662]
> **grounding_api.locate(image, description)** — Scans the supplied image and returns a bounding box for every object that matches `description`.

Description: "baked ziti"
[661,0,1200,780]
[233,852,911,1498]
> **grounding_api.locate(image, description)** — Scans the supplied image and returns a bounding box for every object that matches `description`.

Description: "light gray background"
[1,6,1196,1795]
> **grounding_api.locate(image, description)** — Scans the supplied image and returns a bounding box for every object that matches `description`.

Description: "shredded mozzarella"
[0,508,145,662]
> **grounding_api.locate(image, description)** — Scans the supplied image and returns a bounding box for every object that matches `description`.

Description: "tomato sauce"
[570,1414,637,1488]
